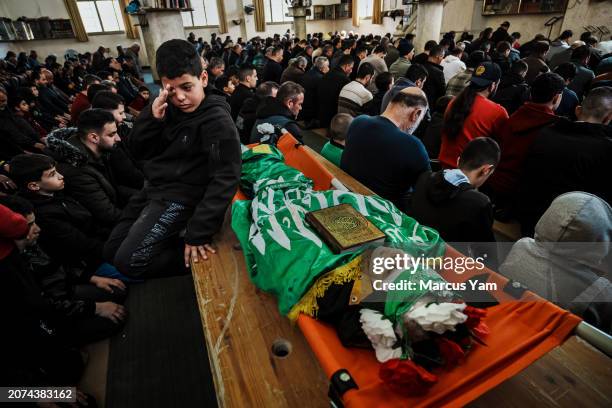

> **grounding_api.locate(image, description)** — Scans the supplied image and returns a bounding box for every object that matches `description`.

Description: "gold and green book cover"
[306,204,386,253]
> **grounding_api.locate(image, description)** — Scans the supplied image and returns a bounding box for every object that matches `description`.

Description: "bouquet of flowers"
[359,256,490,395]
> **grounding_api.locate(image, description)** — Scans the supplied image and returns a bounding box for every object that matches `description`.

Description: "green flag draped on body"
[232,146,444,317]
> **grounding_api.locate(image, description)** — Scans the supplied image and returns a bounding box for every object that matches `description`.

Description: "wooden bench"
[190,146,611,407]
[191,217,328,407]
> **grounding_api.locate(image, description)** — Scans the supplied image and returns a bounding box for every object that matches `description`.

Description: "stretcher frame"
[190,135,611,407]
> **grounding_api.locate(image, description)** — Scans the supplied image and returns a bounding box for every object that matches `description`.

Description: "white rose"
[403,302,467,335]
[360,308,402,363]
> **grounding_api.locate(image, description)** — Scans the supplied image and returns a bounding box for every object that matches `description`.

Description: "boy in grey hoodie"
[500,192,612,334]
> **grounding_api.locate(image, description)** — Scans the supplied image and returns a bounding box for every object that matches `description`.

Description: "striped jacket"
[338,80,373,117]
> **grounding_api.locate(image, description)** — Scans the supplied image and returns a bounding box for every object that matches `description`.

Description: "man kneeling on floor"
[104,39,242,279]
[410,137,501,267]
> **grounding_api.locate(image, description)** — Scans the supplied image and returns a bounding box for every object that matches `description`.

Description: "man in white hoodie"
[441,46,466,84]
[338,62,374,117]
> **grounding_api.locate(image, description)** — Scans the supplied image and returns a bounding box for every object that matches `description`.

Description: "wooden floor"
[78,340,108,407]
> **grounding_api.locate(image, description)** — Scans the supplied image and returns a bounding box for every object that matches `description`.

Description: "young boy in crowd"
[104,39,242,279]
[128,86,151,115]
[9,153,130,287]
[214,75,236,102]
[411,137,500,266]
[11,90,47,138]
[320,113,353,167]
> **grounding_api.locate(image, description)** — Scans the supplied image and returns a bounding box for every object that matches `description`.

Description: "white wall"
[182,0,395,42]
[4,0,608,64]
[441,0,476,34]
[440,0,612,41]
[1,0,142,62]
[562,0,612,41]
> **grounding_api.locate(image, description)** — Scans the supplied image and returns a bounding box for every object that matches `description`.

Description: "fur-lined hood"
[45,127,95,168]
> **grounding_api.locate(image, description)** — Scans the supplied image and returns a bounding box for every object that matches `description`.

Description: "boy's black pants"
[104,189,193,279]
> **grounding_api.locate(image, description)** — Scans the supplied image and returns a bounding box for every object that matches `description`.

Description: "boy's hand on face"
[184,243,216,267]
[153,84,170,119]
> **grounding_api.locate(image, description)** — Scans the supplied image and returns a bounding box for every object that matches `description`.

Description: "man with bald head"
[341,87,430,213]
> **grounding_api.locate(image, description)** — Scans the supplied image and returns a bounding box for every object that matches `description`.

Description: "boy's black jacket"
[19,190,105,280]
[130,92,241,245]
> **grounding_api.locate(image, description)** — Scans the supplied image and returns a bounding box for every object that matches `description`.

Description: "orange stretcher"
[239,135,582,407]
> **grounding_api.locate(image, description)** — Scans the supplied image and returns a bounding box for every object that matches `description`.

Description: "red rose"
[436,337,465,366]
[463,305,487,328]
[379,358,437,395]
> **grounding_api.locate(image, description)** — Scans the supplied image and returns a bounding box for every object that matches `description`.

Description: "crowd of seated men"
[0,25,611,401]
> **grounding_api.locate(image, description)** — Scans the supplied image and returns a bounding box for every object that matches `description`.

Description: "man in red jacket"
[70,74,101,125]
[484,72,565,211]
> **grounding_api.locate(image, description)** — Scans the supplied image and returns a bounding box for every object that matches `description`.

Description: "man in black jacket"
[411,137,500,265]
[491,21,512,46]
[262,47,284,84]
[90,90,144,200]
[422,45,446,109]
[236,81,279,144]
[230,64,258,121]
[250,81,304,143]
[33,70,69,118]
[45,110,122,230]
[104,57,139,104]
[492,60,530,115]
[316,54,354,128]
[518,86,612,236]
[104,39,242,279]
[300,56,329,128]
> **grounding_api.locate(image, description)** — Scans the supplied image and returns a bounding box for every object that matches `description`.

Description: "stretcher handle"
[575,321,612,357]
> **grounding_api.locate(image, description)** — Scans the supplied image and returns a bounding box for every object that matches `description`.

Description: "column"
[139,9,186,81]
[415,0,444,53]
[287,6,309,41]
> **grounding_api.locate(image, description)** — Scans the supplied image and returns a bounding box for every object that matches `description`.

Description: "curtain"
[352,0,359,27]
[254,0,266,32]
[120,0,138,39]
[372,0,382,25]
[216,0,228,34]
[64,0,88,42]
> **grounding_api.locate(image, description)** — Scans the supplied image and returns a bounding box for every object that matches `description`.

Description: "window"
[384,0,400,10]
[358,0,373,18]
[181,0,219,27]
[77,0,125,34]
[264,0,293,24]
